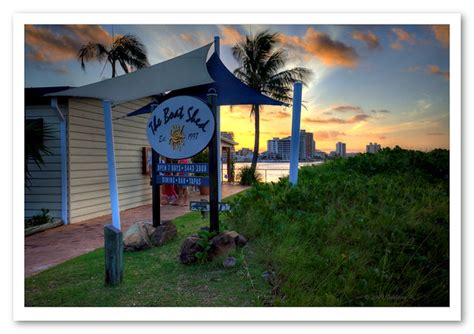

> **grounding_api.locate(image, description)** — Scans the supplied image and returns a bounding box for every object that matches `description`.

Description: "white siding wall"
[25,105,65,221]
[68,98,153,224]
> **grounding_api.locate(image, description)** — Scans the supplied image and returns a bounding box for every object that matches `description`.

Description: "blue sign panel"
[156,163,208,174]
[190,201,231,212]
[156,175,209,186]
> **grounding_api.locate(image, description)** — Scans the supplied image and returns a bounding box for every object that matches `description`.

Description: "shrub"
[226,148,449,306]
[238,166,262,185]
[25,208,53,229]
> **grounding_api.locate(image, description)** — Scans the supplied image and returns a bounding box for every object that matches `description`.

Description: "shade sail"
[47,43,214,104]
[126,52,286,117]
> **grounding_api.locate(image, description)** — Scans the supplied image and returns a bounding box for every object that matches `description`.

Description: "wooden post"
[226,147,232,183]
[104,224,123,286]
[152,149,160,227]
[207,89,219,233]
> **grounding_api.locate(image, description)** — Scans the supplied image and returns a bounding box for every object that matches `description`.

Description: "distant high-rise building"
[301,130,315,160]
[277,137,292,160]
[366,142,381,153]
[267,137,280,159]
[336,142,346,157]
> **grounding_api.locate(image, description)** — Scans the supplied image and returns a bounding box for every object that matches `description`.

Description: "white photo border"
[13,12,461,321]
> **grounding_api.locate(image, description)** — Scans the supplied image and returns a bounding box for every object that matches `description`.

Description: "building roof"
[25,86,72,105]
[221,136,239,147]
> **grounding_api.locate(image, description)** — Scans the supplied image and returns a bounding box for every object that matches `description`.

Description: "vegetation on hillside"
[227,147,450,306]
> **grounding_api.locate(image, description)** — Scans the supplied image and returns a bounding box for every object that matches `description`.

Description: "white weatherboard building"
[25,89,237,225]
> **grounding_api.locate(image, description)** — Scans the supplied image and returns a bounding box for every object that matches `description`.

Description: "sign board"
[146,96,215,159]
[156,163,208,174]
[156,175,209,187]
[190,201,231,212]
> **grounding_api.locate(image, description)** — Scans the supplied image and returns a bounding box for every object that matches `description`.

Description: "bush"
[226,148,449,306]
[25,208,53,229]
[238,166,262,185]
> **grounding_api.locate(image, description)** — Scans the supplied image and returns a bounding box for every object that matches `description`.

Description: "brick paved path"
[25,184,248,277]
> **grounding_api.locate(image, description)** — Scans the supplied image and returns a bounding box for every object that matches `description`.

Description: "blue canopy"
[127,52,285,117]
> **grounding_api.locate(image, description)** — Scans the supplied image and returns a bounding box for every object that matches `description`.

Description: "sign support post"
[289,81,303,186]
[214,36,222,201]
[102,99,123,286]
[207,89,219,233]
[151,149,160,227]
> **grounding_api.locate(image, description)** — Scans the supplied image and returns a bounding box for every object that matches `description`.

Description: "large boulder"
[151,220,177,246]
[179,236,203,264]
[224,231,248,247]
[208,233,236,260]
[123,221,155,251]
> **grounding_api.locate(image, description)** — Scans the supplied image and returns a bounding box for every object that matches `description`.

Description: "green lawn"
[25,211,273,307]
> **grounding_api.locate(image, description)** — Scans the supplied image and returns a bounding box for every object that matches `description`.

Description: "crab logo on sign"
[146,96,215,159]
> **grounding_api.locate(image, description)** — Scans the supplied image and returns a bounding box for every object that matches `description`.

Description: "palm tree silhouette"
[78,34,149,78]
[232,30,312,174]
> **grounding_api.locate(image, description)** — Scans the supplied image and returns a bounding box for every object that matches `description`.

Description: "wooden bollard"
[104,224,123,286]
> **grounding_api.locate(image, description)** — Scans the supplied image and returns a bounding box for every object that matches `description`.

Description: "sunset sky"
[25,24,450,153]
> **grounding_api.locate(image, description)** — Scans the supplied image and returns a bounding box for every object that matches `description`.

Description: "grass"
[25,211,273,307]
[25,147,449,307]
[227,147,450,306]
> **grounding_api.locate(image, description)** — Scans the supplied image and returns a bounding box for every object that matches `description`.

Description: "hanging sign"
[146,96,215,159]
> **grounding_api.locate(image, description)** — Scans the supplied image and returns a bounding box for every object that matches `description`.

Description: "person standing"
[177,158,190,206]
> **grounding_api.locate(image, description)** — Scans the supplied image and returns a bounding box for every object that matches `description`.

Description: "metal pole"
[207,89,219,233]
[151,149,160,227]
[214,36,222,201]
[102,99,121,230]
[289,81,303,186]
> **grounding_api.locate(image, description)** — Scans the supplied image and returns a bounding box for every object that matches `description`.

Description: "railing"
[222,167,291,183]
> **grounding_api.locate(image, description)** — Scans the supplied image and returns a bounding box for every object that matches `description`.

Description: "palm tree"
[78,34,149,78]
[25,119,52,188]
[232,30,312,174]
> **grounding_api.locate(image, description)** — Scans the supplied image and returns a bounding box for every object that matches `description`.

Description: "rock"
[151,220,177,246]
[179,236,203,264]
[223,256,237,268]
[224,231,247,247]
[208,233,236,260]
[123,221,155,251]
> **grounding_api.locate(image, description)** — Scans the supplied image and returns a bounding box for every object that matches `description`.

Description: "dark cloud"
[427,132,445,136]
[25,25,111,64]
[332,105,363,113]
[371,109,390,114]
[304,113,371,124]
[352,30,381,50]
[279,27,359,68]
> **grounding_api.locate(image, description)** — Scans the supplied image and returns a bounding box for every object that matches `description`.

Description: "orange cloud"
[390,28,416,50]
[179,32,193,42]
[304,113,370,124]
[268,110,291,119]
[314,130,346,140]
[25,25,112,63]
[427,65,449,80]
[279,27,359,68]
[220,26,244,46]
[352,30,381,49]
[431,25,449,48]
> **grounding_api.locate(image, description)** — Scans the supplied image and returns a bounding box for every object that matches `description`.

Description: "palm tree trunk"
[111,59,117,78]
[250,104,260,173]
